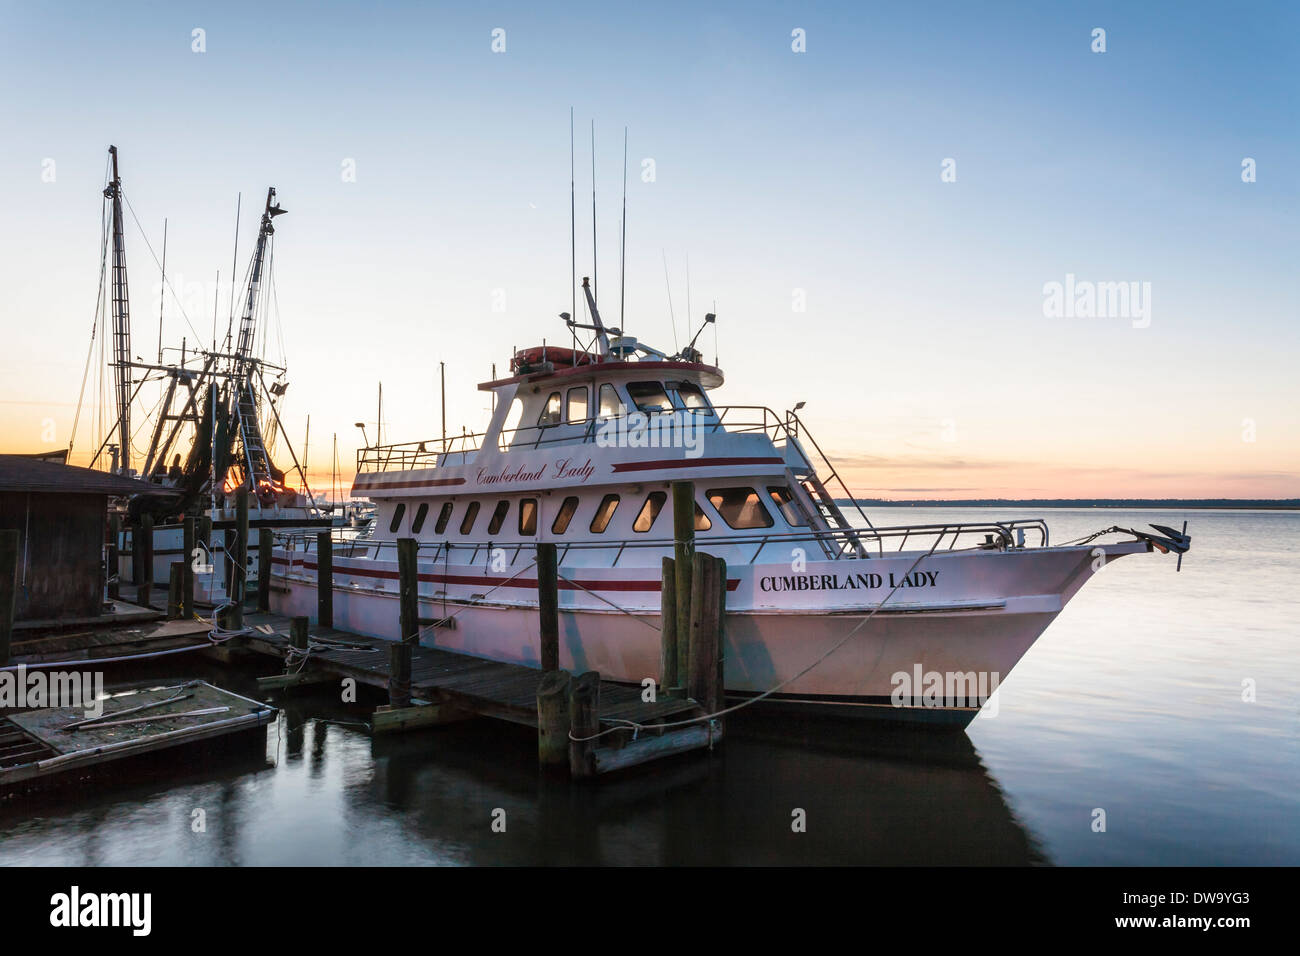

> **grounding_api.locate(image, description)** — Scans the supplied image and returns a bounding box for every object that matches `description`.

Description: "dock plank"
[239,610,702,728]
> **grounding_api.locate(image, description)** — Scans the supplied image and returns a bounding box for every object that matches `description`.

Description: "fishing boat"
[268,275,1191,726]
[73,146,331,606]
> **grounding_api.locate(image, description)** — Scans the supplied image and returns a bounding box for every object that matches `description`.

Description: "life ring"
[511,345,597,373]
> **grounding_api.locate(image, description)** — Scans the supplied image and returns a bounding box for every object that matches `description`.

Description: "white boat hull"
[269,539,1148,727]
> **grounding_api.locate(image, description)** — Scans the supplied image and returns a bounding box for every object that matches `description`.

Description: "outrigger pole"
[104,145,132,475]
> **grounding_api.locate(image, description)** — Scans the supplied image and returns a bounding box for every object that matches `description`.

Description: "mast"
[104,145,132,475]
[232,188,284,371]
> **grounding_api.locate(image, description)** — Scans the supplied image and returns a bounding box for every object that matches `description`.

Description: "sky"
[0,0,1296,499]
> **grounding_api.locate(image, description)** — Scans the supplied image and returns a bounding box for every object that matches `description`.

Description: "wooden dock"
[4,616,214,668]
[237,610,721,778]
[0,680,274,790]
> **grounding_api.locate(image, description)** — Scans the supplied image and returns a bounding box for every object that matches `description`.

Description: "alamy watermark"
[0,666,104,718]
[1042,273,1151,328]
[594,410,706,458]
[891,665,1000,717]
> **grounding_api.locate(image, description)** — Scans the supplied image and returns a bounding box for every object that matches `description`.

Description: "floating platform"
[237,610,719,777]
[0,680,274,790]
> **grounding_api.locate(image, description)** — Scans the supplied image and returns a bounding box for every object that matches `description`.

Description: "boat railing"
[271,519,1050,570]
[354,404,818,474]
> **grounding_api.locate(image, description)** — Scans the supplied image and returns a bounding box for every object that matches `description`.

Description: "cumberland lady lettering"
[758,570,940,592]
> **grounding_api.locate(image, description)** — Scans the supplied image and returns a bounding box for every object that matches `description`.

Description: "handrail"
[272,519,1050,566]
[354,404,801,474]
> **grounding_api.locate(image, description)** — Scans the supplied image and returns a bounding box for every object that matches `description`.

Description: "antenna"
[590,119,597,306]
[569,108,576,348]
[620,126,628,329]
[157,217,167,363]
[685,253,692,347]
[226,192,241,345]
[662,249,678,351]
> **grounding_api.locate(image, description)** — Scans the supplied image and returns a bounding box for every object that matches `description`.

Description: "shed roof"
[0,455,179,496]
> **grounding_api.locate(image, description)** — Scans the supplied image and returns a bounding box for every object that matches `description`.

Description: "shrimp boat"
[77,146,330,605]
[270,279,1190,727]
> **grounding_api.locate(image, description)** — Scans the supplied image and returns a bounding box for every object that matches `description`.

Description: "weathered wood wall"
[0,491,105,620]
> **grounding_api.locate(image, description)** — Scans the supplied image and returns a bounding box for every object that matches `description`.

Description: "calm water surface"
[1,508,1295,865]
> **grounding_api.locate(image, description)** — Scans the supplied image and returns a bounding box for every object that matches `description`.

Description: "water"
[1,508,1295,865]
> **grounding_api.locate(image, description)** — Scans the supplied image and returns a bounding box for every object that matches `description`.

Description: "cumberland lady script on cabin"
[269,277,1191,727]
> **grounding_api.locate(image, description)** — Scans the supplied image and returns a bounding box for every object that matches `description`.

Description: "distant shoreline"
[839,498,1300,511]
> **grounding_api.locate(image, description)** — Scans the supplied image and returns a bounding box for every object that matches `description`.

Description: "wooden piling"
[536,542,559,671]
[536,669,571,767]
[716,554,727,713]
[396,537,417,643]
[0,529,18,665]
[317,530,333,628]
[388,641,412,709]
[138,513,154,609]
[289,615,309,656]
[660,556,677,691]
[257,527,273,612]
[229,486,248,630]
[568,670,600,779]
[107,514,121,600]
[166,562,184,620]
[688,552,723,714]
[181,515,195,617]
[671,480,695,691]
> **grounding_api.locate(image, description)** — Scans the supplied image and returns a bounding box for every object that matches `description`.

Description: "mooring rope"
[568,543,941,743]
[554,570,662,631]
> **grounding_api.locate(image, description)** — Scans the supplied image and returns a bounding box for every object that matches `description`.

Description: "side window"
[434,502,453,534]
[671,381,711,413]
[589,494,620,533]
[388,502,407,534]
[598,383,621,418]
[706,487,774,530]
[632,491,667,533]
[767,486,808,526]
[411,502,430,533]
[626,381,672,412]
[459,501,480,535]
[566,387,588,424]
[537,392,562,427]
[519,498,538,535]
[487,500,509,535]
[552,496,579,534]
[694,503,712,531]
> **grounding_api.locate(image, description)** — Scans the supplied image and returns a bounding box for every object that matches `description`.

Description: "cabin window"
[598,383,622,418]
[537,391,562,427]
[627,381,673,413]
[706,487,774,530]
[590,494,620,533]
[552,496,579,534]
[566,387,589,424]
[767,486,808,526]
[632,491,667,533]
[434,502,453,534]
[519,498,538,535]
[389,503,407,533]
[487,500,509,535]
[459,501,480,535]
[411,502,430,533]
[671,381,711,413]
[694,504,712,531]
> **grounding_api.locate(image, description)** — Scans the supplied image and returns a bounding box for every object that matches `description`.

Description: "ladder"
[234,379,274,500]
[800,475,867,557]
